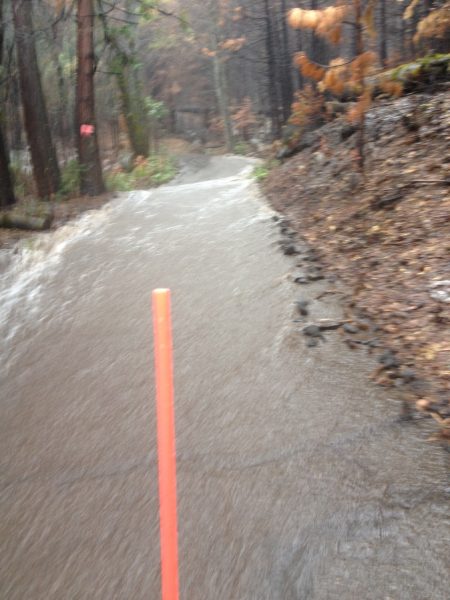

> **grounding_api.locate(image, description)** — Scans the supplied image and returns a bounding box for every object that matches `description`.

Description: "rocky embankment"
[265,91,450,440]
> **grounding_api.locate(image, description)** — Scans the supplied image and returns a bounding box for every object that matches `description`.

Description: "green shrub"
[105,154,176,192]
[10,162,34,197]
[252,159,279,182]
[58,159,82,198]
[234,141,251,156]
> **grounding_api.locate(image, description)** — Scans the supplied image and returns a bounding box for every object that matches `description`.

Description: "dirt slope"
[265,91,450,437]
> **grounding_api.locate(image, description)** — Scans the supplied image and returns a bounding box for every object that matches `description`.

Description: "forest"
[1,3,450,596]
[0,0,449,214]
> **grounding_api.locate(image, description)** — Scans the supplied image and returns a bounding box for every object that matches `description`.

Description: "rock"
[295,300,309,316]
[429,280,450,304]
[302,325,324,339]
[307,269,324,282]
[400,367,416,382]
[317,319,344,331]
[343,322,359,334]
[293,275,309,285]
[378,350,400,368]
[306,338,319,348]
[282,244,300,256]
[303,250,320,262]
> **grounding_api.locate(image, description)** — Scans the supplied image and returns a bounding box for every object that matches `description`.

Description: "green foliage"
[252,160,279,182]
[138,0,159,22]
[10,163,33,198]
[105,155,176,191]
[58,159,82,198]
[144,96,168,121]
[234,141,251,156]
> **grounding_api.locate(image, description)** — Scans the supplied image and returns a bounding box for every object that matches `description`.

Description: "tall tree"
[98,1,150,157]
[263,0,282,137]
[76,0,105,195]
[0,0,15,207]
[379,0,388,67]
[12,0,61,199]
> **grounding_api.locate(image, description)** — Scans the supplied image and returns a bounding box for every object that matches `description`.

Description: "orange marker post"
[152,289,180,600]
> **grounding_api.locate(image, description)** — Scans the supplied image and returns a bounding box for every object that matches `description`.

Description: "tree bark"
[0,127,15,207]
[353,0,365,171]
[76,0,105,195]
[99,8,150,157]
[263,0,281,138]
[0,0,15,207]
[213,50,234,152]
[279,0,294,121]
[379,0,388,68]
[12,0,61,199]
[0,211,53,230]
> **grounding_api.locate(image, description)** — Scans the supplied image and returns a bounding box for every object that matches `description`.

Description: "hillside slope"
[265,91,449,436]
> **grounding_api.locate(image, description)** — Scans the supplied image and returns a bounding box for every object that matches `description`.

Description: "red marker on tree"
[80,124,95,137]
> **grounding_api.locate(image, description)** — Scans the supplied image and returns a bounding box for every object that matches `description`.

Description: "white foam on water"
[0,206,113,339]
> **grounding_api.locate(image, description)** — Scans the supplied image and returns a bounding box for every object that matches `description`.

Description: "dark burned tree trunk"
[0,128,15,207]
[263,0,281,138]
[379,0,388,68]
[279,0,294,121]
[12,0,60,199]
[354,0,365,171]
[76,0,105,195]
[0,0,15,207]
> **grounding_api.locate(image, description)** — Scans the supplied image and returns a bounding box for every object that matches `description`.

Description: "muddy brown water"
[1,156,449,599]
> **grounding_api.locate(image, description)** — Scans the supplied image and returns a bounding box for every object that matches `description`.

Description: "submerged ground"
[1,156,448,599]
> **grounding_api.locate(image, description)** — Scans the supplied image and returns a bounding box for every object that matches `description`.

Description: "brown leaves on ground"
[264,91,450,432]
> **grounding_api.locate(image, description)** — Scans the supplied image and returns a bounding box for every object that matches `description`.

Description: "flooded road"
[1,156,449,599]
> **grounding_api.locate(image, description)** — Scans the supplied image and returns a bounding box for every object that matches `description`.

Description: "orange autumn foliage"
[288,5,348,43]
[294,52,325,81]
[289,85,324,128]
[414,1,450,43]
[347,88,371,124]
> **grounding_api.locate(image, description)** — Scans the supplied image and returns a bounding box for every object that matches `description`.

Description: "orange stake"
[152,289,179,600]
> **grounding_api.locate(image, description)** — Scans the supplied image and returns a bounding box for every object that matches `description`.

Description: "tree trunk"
[279,0,294,121]
[0,211,53,230]
[0,0,15,207]
[76,0,105,195]
[0,127,15,208]
[12,0,61,199]
[379,0,388,68]
[115,54,150,157]
[9,74,23,150]
[263,0,281,138]
[213,50,234,152]
[354,0,365,171]
[98,9,150,158]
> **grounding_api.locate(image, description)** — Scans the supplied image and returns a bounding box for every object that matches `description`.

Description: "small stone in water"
[343,323,359,334]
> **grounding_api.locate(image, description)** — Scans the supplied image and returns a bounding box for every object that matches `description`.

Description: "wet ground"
[1,156,449,599]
